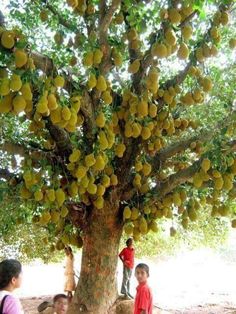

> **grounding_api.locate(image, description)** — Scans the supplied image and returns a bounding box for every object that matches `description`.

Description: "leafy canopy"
[0,0,236,252]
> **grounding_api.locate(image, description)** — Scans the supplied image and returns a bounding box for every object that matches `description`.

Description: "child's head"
[135,263,149,284]
[64,246,73,256]
[126,238,133,247]
[53,294,68,314]
[0,259,22,290]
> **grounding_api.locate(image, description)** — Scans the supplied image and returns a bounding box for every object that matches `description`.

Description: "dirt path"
[20,297,236,314]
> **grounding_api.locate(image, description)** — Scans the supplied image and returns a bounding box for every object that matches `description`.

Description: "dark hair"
[126,238,133,246]
[65,246,72,254]
[0,259,22,289]
[135,263,149,276]
[53,294,67,303]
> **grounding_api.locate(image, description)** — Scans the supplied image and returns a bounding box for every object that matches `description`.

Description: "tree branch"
[46,3,77,32]
[99,0,121,35]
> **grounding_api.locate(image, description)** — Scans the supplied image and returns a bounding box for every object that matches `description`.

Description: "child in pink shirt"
[0,259,23,314]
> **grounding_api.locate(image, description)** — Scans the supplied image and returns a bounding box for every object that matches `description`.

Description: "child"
[38,294,68,314]
[119,238,135,298]
[0,259,24,314]
[134,263,153,314]
[64,246,76,300]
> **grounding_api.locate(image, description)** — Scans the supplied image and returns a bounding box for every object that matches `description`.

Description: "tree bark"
[68,201,123,314]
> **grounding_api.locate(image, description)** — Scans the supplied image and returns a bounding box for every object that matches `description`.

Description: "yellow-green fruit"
[97,184,106,196]
[149,221,158,232]
[115,143,126,157]
[54,32,64,45]
[96,112,106,128]
[10,74,22,91]
[135,161,143,172]
[93,49,103,65]
[83,51,93,67]
[62,107,71,121]
[15,49,28,68]
[39,211,51,225]
[21,83,32,101]
[220,12,229,26]
[201,77,212,92]
[13,95,27,113]
[170,226,177,237]
[51,211,60,223]
[132,123,142,138]
[101,175,110,188]
[0,78,10,96]
[87,73,97,89]
[210,26,219,39]
[46,189,56,202]
[1,31,15,49]
[137,100,148,117]
[123,206,132,219]
[193,173,202,188]
[96,75,107,92]
[142,163,152,176]
[87,182,97,195]
[85,153,96,167]
[0,94,13,113]
[131,207,139,220]
[69,149,81,163]
[75,165,87,179]
[113,52,122,67]
[93,155,106,171]
[34,190,43,201]
[47,94,58,110]
[20,186,31,199]
[102,91,112,105]
[181,25,193,41]
[173,192,182,206]
[40,9,48,22]
[110,174,118,186]
[55,188,66,206]
[69,181,78,197]
[61,205,69,218]
[231,219,236,228]
[124,224,133,235]
[98,130,109,150]
[149,103,157,118]
[229,38,236,50]
[201,158,211,172]
[54,75,65,88]
[177,43,189,60]
[141,127,151,140]
[67,0,78,9]
[93,196,104,209]
[168,8,181,24]
[214,177,224,190]
[128,59,140,74]
[165,28,176,46]
[151,43,167,58]
[139,217,148,234]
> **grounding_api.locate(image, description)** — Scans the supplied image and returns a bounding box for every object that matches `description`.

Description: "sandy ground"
[13,230,236,313]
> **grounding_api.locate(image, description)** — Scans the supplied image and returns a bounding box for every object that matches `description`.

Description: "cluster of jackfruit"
[66,148,118,209]
[66,0,95,16]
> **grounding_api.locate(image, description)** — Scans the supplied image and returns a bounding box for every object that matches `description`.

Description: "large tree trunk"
[69,201,123,314]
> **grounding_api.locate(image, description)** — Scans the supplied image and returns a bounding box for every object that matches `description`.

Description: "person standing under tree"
[119,238,135,298]
[64,246,76,300]
[0,259,24,314]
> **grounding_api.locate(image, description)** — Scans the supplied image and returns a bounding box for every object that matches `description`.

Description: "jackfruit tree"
[0,0,236,312]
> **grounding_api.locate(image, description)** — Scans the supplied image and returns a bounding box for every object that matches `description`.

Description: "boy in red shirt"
[119,238,135,298]
[134,263,153,314]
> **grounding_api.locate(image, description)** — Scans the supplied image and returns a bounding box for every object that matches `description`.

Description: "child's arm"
[140,311,147,314]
